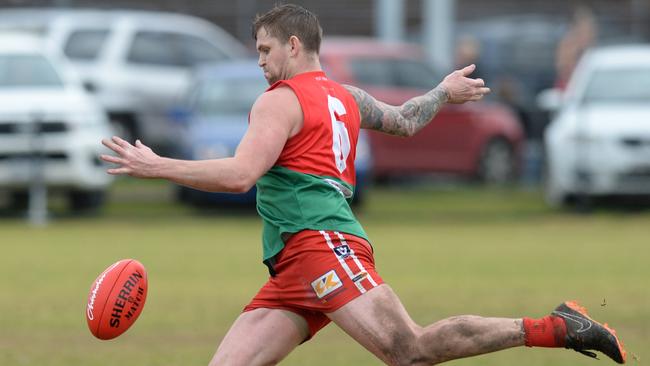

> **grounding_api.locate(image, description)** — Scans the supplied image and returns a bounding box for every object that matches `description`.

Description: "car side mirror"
[536,88,564,112]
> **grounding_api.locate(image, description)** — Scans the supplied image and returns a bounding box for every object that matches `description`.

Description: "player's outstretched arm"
[100,87,300,193]
[345,64,490,137]
[100,137,257,193]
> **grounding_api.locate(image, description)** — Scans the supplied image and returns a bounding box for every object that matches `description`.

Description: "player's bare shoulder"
[251,85,303,136]
[253,85,300,113]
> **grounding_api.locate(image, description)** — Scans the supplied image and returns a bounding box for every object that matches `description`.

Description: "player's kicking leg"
[328,284,524,365]
[208,308,309,366]
[549,301,626,363]
[328,284,626,365]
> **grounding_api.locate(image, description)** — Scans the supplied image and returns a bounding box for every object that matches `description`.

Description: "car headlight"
[69,113,111,132]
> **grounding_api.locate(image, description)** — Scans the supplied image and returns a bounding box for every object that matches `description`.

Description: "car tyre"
[69,190,106,212]
[8,191,29,211]
[478,138,516,185]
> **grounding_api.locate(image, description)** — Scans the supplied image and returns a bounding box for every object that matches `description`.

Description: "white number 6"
[328,95,351,173]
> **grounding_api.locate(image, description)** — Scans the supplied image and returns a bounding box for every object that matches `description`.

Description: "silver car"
[544,45,650,206]
[0,8,248,153]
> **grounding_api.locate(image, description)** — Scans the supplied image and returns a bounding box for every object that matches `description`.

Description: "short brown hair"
[252,4,323,54]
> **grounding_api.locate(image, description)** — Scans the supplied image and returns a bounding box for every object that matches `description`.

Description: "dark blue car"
[170,60,372,207]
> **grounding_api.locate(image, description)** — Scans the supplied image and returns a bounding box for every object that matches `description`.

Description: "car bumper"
[0,132,113,190]
[568,166,650,195]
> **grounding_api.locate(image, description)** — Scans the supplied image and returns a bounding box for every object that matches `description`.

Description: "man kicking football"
[101,4,626,365]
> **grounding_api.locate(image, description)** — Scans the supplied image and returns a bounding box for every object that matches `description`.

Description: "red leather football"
[86,259,148,340]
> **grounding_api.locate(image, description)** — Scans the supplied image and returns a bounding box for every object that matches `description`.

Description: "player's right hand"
[100,136,162,178]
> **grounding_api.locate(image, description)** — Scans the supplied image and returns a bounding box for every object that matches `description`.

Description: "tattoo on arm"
[344,84,449,137]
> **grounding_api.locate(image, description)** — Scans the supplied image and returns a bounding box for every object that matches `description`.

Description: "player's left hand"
[100,136,161,178]
[440,64,491,104]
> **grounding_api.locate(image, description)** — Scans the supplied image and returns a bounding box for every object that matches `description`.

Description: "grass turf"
[0,180,647,365]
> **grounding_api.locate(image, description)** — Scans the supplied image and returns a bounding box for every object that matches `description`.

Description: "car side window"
[393,60,440,89]
[349,58,439,90]
[127,31,183,67]
[63,29,109,60]
[175,34,229,66]
[349,58,394,87]
[0,55,63,87]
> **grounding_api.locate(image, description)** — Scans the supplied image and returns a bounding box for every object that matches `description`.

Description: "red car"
[320,37,524,184]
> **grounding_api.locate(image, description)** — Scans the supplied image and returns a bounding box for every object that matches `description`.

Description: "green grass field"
[1,180,648,365]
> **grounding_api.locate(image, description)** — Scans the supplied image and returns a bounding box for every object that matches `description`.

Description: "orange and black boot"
[552,301,627,364]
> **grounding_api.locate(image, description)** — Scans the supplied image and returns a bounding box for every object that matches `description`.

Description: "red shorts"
[244,230,384,338]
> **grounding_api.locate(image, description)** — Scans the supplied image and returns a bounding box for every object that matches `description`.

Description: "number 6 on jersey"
[328,95,351,174]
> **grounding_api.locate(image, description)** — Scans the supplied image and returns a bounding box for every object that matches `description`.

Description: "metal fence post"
[28,114,48,226]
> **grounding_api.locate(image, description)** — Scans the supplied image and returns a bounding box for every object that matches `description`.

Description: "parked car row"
[0,8,248,212]
[0,7,531,212]
[0,8,247,154]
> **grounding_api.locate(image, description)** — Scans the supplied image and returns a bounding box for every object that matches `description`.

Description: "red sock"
[523,316,567,348]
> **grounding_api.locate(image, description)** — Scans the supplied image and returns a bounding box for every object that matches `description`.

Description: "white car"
[0,33,114,211]
[0,8,248,153]
[544,45,650,206]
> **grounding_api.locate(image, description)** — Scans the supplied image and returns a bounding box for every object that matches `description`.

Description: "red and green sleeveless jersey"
[256,71,368,262]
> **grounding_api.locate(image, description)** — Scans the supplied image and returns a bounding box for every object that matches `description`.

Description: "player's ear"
[288,35,301,56]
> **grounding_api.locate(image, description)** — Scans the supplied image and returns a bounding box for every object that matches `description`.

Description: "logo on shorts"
[332,244,351,259]
[351,271,367,283]
[311,270,342,299]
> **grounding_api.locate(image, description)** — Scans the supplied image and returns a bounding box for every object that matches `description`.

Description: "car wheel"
[542,154,590,210]
[108,112,138,144]
[565,192,594,212]
[8,191,29,211]
[350,187,364,207]
[175,185,193,203]
[478,138,516,185]
[542,157,565,207]
[69,190,106,212]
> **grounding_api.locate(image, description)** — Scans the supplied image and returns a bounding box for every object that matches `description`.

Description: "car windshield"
[196,77,267,115]
[0,54,64,87]
[582,68,650,104]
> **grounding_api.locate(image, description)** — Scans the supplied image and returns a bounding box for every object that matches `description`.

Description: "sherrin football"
[86,259,148,340]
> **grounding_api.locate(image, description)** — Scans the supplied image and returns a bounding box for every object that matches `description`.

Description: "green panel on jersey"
[256,166,368,261]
